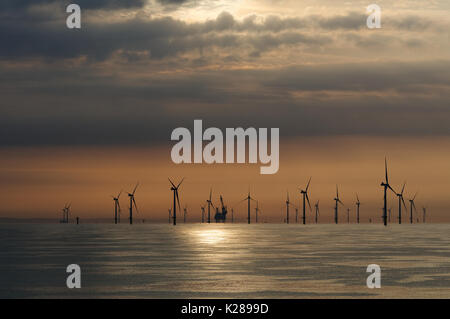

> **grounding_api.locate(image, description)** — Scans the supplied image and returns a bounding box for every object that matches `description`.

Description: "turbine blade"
[385,157,389,184]
[168,178,176,188]
[401,182,406,195]
[132,182,139,195]
[388,185,396,194]
[412,192,418,201]
[177,177,185,188]
[176,190,181,210]
[401,197,407,209]
[209,188,212,201]
[133,197,139,214]
[306,193,312,211]
[356,193,360,203]
[306,177,312,192]
[336,185,339,198]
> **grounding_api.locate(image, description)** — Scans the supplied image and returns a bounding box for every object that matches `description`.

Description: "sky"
[0,0,449,222]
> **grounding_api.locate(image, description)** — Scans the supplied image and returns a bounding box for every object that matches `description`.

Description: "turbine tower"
[127,183,139,225]
[396,182,407,224]
[314,200,319,224]
[355,193,361,224]
[299,177,312,225]
[169,178,184,226]
[347,208,350,224]
[334,185,344,224]
[380,158,396,226]
[422,207,427,223]
[112,190,122,224]
[231,208,234,223]
[255,201,259,223]
[408,192,418,224]
[184,205,187,223]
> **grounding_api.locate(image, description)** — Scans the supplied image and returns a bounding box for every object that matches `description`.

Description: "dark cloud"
[0,0,147,11]
[0,59,449,146]
[0,4,447,147]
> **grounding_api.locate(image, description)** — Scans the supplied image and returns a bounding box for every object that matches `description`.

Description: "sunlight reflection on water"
[1,223,449,298]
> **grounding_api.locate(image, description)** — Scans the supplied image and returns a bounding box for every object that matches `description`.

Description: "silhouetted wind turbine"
[184,205,187,223]
[408,192,418,224]
[355,193,361,224]
[127,183,139,225]
[381,158,396,226]
[206,188,214,224]
[112,190,122,224]
[396,182,407,224]
[169,178,183,226]
[242,190,256,224]
[231,208,234,223]
[422,206,427,223]
[347,208,350,224]
[62,203,71,223]
[314,200,319,224]
[299,177,312,225]
[255,201,260,223]
[201,206,205,223]
[286,191,292,224]
[334,185,344,224]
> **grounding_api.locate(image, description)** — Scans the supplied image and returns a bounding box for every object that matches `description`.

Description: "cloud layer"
[0,1,449,146]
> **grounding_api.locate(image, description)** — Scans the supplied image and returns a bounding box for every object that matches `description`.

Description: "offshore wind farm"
[51,158,435,226]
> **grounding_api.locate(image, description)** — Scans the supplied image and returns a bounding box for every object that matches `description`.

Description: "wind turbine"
[408,192,418,224]
[206,188,214,224]
[355,193,361,224]
[184,205,187,223]
[201,206,205,223]
[286,191,292,224]
[231,208,234,223]
[169,178,184,226]
[314,200,319,224]
[299,177,312,225]
[242,190,256,224]
[381,158,396,226]
[396,182,407,224]
[334,185,344,224]
[347,208,350,224]
[63,203,71,223]
[112,190,122,224]
[422,206,427,223]
[127,183,139,225]
[255,201,260,223]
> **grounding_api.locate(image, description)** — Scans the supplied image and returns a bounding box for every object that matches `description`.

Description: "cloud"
[0,0,147,11]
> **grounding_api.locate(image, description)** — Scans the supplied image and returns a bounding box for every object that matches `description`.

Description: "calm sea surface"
[0,223,449,298]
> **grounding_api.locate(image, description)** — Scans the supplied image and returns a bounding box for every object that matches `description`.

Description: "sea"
[0,223,449,298]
